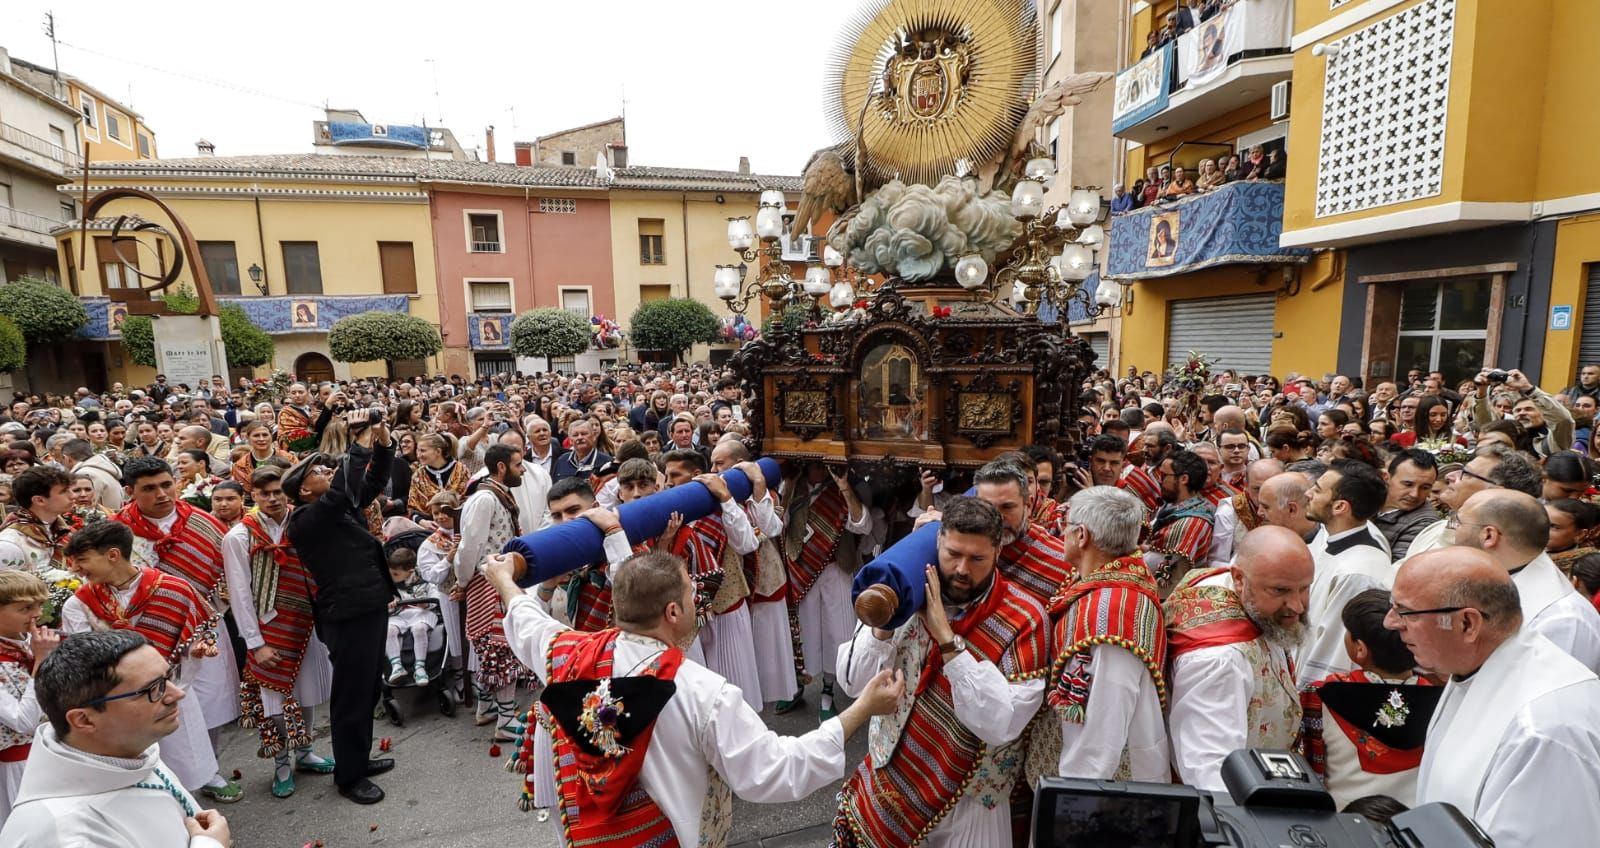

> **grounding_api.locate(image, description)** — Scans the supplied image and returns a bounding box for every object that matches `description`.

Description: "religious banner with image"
[1180,6,1241,88]
[469,314,512,350]
[1147,212,1180,268]
[1112,43,1172,134]
[290,300,319,330]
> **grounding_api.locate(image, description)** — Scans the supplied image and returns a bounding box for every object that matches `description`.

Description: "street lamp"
[717,190,819,324]
[247,263,267,296]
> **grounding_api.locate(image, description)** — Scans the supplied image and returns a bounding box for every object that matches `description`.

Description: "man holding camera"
[283,410,398,805]
[1470,368,1573,457]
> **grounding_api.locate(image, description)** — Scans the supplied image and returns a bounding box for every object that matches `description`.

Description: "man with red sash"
[276,383,318,455]
[1189,442,1240,508]
[1297,589,1437,809]
[222,466,334,799]
[1022,446,1067,535]
[1033,486,1169,783]
[458,444,529,739]
[978,460,1074,609]
[113,456,242,803]
[1165,526,1313,792]
[486,543,903,846]
[710,440,797,710]
[1210,458,1283,567]
[59,521,231,796]
[1142,450,1215,596]
[835,496,1050,847]
[782,462,872,719]
[660,449,762,712]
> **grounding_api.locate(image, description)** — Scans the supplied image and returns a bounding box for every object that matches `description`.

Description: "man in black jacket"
[284,410,398,804]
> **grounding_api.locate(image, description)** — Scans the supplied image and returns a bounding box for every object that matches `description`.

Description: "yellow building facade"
[1282,0,1600,391]
[53,155,441,390]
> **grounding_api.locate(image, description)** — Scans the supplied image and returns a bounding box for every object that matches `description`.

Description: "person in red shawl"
[834,496,1051,847]
[222,466,334,799]
[1143,450,1216,596]
[59,521,231,796]
[1297,589,1438,810]
[113,456,241,803]
[1022,445,1068,535]
[1030,486,1169,785]
[276,383,318,455]
[230,420,294,503]
[965,460,1074,610]
[487,545,903,846]
[0,466,78,588]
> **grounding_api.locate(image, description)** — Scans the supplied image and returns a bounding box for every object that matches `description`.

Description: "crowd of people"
[0,356,1593,846]
[1112,144,1286,214]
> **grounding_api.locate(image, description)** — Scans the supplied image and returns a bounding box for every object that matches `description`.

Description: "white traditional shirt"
[1399,519,1454,564]
[0,527,74,584]
[1168,571,1300,792]
[468,459,552,534]
[838,615,1046,848]
[1418,629,1600,848]
[1056,645,1169,781]
[1208,497,1238,566]
[220,510,333,713]
[1512,553,1600,674]
[503,593,847,847]
[1297,524,1395,687]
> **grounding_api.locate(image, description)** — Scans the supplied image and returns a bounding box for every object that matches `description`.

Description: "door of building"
[1166,294,1275,375]
[294,352,335,384]
[1395,277,1491,386]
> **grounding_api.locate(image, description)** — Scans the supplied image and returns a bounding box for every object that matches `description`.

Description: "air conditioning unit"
[1270,81,1291,121]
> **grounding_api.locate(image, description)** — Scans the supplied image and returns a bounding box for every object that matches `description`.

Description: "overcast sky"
[3,0,862,175]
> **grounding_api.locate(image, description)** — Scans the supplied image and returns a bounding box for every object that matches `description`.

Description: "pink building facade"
[428,185,614,377]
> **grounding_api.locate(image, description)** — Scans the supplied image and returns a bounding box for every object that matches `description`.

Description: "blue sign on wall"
[1552,304,1573,331]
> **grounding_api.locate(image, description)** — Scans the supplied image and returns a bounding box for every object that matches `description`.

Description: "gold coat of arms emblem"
[878,36,972,125]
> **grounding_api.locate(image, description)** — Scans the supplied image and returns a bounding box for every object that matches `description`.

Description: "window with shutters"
[281,242,323,294]
[1394,278,1490,386]
[138,133,152,158]
[61,238,79,295]
[467,212,502,253]
[639,219,665,265]
[469,280,513,313]
[79,92,97,133]
[378,241,417,294]
[199,242,241,295]
[561,288,590,317]
[95,235,139,292]
[106,112,123,142]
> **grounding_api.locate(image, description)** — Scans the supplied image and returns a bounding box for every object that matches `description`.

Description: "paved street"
[215,678,862,847]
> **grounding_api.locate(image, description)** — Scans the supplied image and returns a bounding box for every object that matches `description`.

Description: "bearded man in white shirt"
[1399,548,1600,848]
[1165,526,1313,792]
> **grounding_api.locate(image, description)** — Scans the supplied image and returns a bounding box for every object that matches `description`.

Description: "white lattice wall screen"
[1330,0,1356,8]
[1315,0,1457,218]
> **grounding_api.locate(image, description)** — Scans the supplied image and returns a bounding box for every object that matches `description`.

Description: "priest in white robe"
[1166,527,1314,792]
[1396,547,1600,848]
[1453,489,1600,673]
[1298,461,1395,687]
[485,531,904,847]
[0,631,230,848]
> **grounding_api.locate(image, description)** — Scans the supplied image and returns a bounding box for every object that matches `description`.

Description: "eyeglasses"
[1449,466,1496,487]
[1390,603,1467,619]
[82,665,177,706]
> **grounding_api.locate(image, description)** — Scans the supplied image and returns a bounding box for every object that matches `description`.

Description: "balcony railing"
[470,241,502,253]
[0,205,64,236]
[0,123,81,169]
[1103,181,1310,280]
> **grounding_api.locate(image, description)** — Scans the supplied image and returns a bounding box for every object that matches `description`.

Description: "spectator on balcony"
[1241,145,1270,180]
[1111,183,1135,215]
[1262,149,1287,181]
[1195,159,1225,192]
[1224,153,1243,182]
[1163,166,1196,199]
[1141,30,1161,58]
[1140,167,1162,206]
[1168,5,1194,37]
[1199,0,1223,21]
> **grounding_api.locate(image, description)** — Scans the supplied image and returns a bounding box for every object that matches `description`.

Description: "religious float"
[724,0,1110,485]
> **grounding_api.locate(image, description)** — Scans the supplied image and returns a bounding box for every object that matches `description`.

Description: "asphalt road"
[214,677,862,848]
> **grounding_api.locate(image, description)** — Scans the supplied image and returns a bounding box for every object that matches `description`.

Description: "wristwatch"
[938,636,966,656]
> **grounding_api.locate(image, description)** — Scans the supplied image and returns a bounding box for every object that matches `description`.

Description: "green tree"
[328,311,442,363]
[120,287,274,368]
[0,276,88,344]
[628,298,721,363]
[0,317,26,373]
[760,303,812,336]
[508,308,590,360]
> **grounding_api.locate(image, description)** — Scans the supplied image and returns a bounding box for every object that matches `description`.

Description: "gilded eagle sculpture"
[789,0,1111,280]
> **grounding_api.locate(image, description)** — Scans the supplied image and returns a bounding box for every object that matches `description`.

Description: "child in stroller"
[385,548,442,685]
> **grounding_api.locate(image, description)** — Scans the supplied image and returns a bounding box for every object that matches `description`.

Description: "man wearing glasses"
[1400,444,1543,563]
[0,630,231,847]
[1397,548,1600,847]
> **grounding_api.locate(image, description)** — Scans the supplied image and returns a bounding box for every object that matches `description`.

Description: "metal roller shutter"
[1166,294,1275,375]
[1081,332,1110,371]
[1578,265,1600,369]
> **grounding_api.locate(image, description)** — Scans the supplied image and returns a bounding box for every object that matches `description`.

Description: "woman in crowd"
[408,433,468,518]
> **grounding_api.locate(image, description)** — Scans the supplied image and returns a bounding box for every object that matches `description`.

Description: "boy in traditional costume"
[781,462,872,719]
[59,521,231,796]
[222,465,333,798]
[0,571,58,826]
[710,440,797,709]
[0,466,78,585]
[458,444,529,739]
[487,543,903,846]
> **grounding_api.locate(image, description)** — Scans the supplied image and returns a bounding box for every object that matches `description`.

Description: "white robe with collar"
[1513,553,1600,674]
[1417,629,1600,848]
[0,725,221,848]
[1297,524,1395,687]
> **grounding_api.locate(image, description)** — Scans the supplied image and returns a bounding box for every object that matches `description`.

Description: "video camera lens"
[1484,369,1510,384]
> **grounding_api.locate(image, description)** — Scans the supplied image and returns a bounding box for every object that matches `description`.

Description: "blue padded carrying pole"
[851,521,939,630]
[502,457,782,586]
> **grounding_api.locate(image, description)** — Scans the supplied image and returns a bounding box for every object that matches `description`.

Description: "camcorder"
[1032,749,1492,848]
[348,407,385,432]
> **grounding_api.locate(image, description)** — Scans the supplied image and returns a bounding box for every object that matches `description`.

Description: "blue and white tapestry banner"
[1104,181,1310,281]
[78,295,412,340]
